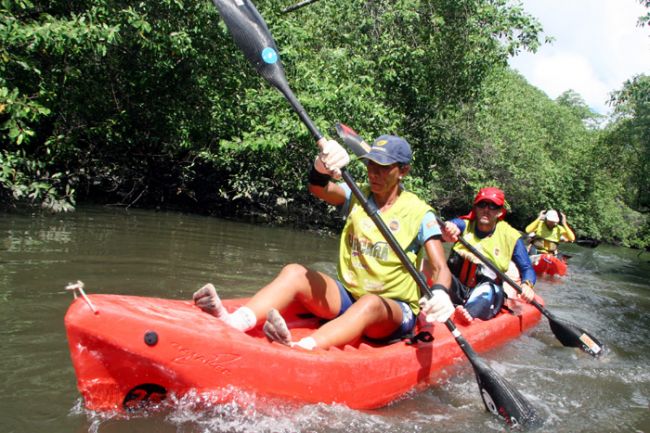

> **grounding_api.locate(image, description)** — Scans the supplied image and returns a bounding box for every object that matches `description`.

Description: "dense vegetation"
[1,0,649,248]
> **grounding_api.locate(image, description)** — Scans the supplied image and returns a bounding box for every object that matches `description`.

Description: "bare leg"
[193,264,341,333]
[245,263,342,324]
[306,294,404,349]
[196,267,406,350]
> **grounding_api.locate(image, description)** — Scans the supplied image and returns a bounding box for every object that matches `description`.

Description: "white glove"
[314,139,350,179]
[419,289,454,323]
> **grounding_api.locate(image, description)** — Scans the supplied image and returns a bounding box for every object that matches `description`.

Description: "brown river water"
[0,206,648,432]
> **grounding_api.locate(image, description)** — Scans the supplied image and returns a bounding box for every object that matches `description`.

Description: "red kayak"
[64,292,542,412]
[531,253,567,277]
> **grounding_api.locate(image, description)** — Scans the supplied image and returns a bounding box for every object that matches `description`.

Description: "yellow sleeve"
[525,219,541,234]
[560,225,576,242]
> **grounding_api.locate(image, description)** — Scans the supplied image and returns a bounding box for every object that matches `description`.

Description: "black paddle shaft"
[210,0,539,426]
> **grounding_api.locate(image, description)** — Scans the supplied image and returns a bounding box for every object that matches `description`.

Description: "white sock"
[222,306,257,332]
[291,337,317,350]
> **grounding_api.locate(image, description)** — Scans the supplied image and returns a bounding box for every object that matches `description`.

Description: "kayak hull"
[532,254,567,276]
[64,294,542,412]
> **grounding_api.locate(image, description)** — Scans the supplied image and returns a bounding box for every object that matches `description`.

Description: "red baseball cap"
[473,187,505,206]
[461,187,507,221]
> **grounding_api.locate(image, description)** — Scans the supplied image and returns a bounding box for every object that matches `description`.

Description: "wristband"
[308,165,331,187]
[430,283,448,292]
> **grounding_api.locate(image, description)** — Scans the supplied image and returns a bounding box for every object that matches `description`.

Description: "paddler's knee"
[346,293,387,317]
[277,263,311,280]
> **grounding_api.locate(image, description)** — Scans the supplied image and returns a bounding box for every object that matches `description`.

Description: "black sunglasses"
[475,201,502,210]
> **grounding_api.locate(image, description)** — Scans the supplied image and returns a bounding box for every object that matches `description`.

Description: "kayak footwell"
[64,294,542,412]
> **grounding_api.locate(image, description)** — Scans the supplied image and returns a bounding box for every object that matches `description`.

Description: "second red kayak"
[532,253,567,276]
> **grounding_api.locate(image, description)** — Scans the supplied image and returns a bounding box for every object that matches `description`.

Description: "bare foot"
[263,308,292,346]
[453,305,473,325]
[192,283,229,318]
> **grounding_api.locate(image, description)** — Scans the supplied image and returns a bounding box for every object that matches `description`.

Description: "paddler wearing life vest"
[525,209,576,255]
[433,187,537,325]
[192,134,456,350]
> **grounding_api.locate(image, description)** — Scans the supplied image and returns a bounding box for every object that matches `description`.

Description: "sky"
[508,0,650,116]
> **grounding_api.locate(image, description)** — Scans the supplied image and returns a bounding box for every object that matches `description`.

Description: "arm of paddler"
[512,239,537,302]
[422,235,452,289]
[418,234,455,323]
[308,176,347,206]
[307,138,349,206]
[559,212,576,242]
[524,218,541,234]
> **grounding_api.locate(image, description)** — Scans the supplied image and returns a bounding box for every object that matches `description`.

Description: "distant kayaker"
[429,187,537,325]
[525,209,576,255]
[193,134,456,350]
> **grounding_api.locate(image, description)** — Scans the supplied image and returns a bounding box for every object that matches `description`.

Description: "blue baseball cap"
[360,135,412,166]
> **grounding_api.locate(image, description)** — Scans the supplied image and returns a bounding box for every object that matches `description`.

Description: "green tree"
[608,75,650,211]
[597,74,650,247]
[556,90,604,129]
[1,0,544,219]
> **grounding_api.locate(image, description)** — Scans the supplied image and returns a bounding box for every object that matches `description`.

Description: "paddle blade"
[211,0,288,89]
[548,316,605,357]
[211,0,321,139]
[335,123,371,157]
[470,356,541,428]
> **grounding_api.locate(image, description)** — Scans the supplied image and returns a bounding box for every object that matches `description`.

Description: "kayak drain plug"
[144,331,158,346]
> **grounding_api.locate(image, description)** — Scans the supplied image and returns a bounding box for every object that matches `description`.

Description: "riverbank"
[0,196,626,254]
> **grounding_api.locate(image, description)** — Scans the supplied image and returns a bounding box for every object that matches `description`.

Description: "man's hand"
[419,289,455,323]
[519,281,535,303]
[538,210,547,220]
[314,139,350,179]
[441,221,460,243]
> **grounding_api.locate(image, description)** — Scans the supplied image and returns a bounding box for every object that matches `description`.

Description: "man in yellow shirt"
[193,134,453,350]
[525,209,576,255]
